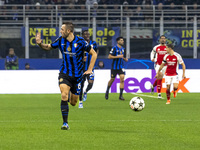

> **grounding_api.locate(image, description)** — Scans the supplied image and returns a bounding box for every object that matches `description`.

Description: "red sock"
[153,79,157,87]
[157,79,162,93]
[166,89,170,100]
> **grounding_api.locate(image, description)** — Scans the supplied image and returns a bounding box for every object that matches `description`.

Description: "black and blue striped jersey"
[51,35,91,78]
[110,45,125,70]
[84,40,97,71]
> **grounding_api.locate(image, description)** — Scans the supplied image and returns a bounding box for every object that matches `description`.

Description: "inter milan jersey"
[84,40,97,71]
[110,45,125,70]
[51,35,91,78]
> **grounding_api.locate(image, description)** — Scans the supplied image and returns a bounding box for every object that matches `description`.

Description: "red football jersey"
[163,52,184,76]
[151,44,167,65]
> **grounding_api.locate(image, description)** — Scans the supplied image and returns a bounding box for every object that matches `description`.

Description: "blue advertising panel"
[153,29,200,50]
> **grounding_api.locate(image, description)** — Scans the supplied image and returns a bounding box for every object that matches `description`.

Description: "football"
[129,97,145,111]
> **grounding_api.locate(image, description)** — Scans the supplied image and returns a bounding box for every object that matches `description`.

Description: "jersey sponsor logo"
[63,51,76,57]
[158,51,167,55]
[167,61,176,66]
[91,44,93,48]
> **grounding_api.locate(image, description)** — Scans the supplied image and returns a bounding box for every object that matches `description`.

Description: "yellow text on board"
[29,28,57,46]
[181,30,200,47]
[88,28,116,46]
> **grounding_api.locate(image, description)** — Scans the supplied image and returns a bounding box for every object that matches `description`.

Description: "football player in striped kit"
[36,22,97,130]
[79,30,98,108]
[105,37,128,100]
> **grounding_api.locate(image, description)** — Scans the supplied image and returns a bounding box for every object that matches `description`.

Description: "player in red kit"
[155,44,186,104]
[150,35,167,98]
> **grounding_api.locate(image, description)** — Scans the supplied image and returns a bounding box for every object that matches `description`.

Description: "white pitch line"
[131,93,164,99]
[0,120,199,123]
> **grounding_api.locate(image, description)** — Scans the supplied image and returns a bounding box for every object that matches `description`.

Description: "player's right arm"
[35,32,53,51]
[178,53,186,79]
[108,47,123,59]
[108,54,123,59]
[150,46,156,62]
[155,54,167,78]
[181,62,186,79]
[155,62,165,78]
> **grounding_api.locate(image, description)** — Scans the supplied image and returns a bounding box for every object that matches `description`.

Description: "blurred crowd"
[0,0,199,27]
[1,0,200,5]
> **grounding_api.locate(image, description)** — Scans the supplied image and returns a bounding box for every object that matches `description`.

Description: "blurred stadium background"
[0,0,200,61]
[1,1,200,149]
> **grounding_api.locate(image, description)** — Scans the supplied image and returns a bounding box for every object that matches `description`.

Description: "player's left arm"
[178,54,186,79]
[84,48,97,75]
[181,62,186,79]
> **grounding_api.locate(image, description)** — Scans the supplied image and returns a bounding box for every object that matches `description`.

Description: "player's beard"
[119,42,124,46]
[86,37,90,42]
[161,41,165,45]
[63,32,70,38]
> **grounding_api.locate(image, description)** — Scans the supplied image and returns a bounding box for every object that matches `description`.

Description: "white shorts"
[165,75,179,85]
[155,64,167,76]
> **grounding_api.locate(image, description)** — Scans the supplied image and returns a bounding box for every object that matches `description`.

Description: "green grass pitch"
[0,93,200,150]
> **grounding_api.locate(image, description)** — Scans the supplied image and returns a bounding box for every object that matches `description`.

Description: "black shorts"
[111,69,125,78]
[58,72,82,95]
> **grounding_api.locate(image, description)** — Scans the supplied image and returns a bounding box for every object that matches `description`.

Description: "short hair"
[82,30,88,35]
[62,22,74,32]
[160,35,166,39]
[9,48,14,51]
[167,44,174,49]
[116,36,123,42]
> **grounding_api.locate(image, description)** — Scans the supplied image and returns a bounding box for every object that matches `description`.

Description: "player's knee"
[110,78,115,82]
[174,87,178,91]
[70,100,77,106]
[89,80,94,84]
[70,102,76,106]
[120,78,124,83]
[88,82,93,87]
[158,72,163,79]
[61,92,68,100]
